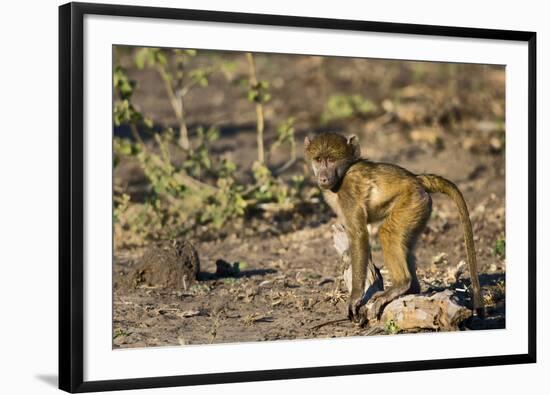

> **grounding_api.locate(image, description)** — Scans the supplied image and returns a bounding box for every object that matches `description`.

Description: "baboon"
[304,132,483,324]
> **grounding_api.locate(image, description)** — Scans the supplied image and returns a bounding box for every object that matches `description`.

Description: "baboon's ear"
[347,135,361,158]
[304,136,312,150]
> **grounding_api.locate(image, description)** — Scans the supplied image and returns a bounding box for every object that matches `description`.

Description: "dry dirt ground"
[113,51,506,348]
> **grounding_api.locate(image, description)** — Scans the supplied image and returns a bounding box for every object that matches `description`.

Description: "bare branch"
[246,52,265,164]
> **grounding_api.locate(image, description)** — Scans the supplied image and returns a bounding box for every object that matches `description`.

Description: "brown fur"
[304,132,483,324]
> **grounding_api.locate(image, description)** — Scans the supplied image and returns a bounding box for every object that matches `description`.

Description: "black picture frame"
[59,2,537,393]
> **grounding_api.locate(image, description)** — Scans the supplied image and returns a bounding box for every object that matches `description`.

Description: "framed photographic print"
[59,2,537,392]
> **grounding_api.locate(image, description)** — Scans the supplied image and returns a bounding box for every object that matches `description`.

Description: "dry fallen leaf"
[180,309,202,318]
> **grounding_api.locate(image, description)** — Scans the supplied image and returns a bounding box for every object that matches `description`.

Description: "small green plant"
[113,66,138,125]
[494,239,506,258]
[113,64,153,146]
[271,117,297,172]
[247,80,271,104]
[113,137,140,168]
[114,196,165,247]
[321,94,377,124]
[384,319,401,335]
[251,162,275,201]
[134,47,169,69]
[222,277,239,285]
[251,162,289,204]
[199,177,248,229]
[232,261,247,276]
[289,175,305,198]
[113,329,133,339]
[182,126,220,179]
[113,193,131,223]
[189,282,211,296]
[274,118,295,152]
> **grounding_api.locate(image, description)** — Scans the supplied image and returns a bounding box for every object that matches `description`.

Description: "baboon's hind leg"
[360,194,430,324]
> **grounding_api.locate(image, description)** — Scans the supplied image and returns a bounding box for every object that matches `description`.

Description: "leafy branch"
[135,48,221,151]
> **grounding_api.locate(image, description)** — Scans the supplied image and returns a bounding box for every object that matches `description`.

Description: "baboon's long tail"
[417,174,484,317]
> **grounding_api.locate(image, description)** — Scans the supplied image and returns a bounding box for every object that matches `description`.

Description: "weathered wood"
[380,290,471,332]
[332,224,471,332]
[332,224,384,305]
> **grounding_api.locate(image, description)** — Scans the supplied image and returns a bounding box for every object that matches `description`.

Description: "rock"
[410,127,443,148]
[431,252,449,265]
[475,120,504,134]
[395,102,429,125]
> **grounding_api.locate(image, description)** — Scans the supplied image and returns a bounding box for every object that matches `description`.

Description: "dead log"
[332,224,471,332]
[380,290,471,332]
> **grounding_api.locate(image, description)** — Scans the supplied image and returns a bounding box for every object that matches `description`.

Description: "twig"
[129,124,146,148]
[156,64,190,150]
[309,318,349,331]
[363,324,385,336]
[172,172,217,193]
[142,136,218,194]
[273,157,297,176]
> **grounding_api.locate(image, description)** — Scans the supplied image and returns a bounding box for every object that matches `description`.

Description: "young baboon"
[304,132,483,325]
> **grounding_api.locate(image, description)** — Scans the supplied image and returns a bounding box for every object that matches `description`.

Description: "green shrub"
[113,50,312,246]
[321,94,377,124]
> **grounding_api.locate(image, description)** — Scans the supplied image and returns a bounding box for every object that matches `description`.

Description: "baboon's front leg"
[341,207,371,322]
[333,223,384,306]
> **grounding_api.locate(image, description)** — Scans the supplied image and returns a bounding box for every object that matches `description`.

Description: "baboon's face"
[309,155,347,190]
[304,133,360,190]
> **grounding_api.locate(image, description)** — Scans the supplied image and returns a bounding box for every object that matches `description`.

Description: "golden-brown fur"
[304,132,483,324]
